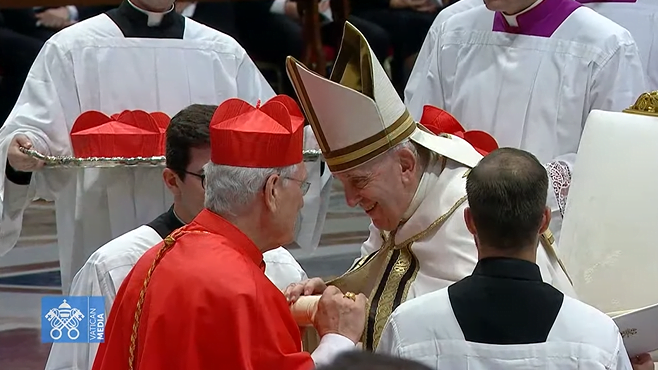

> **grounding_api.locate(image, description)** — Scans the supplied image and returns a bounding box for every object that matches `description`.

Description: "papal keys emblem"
[44,299,86,340]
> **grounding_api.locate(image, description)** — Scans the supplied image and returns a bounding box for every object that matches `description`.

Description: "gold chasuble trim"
[539,229,573,286]
[128,229,210,370]
[329,195,468,350]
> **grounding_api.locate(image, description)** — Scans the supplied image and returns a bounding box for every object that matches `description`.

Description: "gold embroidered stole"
[539,229,573,286]
[327,195,468,350]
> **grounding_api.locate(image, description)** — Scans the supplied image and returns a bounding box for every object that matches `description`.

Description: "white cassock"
[377,258,632,370]
[44,206,308,370]
[404,0,647,244]
[0,2,277,293]
[579,0,658,90]
[405,0,483,106]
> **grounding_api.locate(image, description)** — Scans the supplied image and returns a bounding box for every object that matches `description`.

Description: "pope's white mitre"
[559,91,658,314]
[286,22,482,173]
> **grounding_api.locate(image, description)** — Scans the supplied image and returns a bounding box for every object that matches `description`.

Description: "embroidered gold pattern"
[539,229,573,286]
[620,328,638,338]
[363,194,468,350]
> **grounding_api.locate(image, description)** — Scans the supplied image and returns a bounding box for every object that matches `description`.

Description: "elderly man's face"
[335,151,418,231]
[268,164,308,245]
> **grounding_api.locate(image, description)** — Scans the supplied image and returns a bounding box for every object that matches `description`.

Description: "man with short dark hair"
[45,103,308,370]
[377,147,633,370]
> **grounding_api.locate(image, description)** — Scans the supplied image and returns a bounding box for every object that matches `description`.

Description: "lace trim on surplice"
[546,160,571,217]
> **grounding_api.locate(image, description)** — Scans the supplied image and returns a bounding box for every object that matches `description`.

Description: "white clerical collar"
[502,0,544,27]
[400,154,439,223]
[127,0,174,27]
[172,208,186,225]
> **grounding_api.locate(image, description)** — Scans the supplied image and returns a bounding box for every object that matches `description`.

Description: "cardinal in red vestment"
[91,96,367,370]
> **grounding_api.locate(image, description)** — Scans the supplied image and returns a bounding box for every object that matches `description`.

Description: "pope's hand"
[8,134,43,172]
[314,286,367,344]
[284,277,327,303]
[631,353,654,370]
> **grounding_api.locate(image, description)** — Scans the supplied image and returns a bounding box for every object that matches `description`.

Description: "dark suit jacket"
[76,5,117,21]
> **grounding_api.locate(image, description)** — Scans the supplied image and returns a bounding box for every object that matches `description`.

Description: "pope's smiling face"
[335,146,421,232]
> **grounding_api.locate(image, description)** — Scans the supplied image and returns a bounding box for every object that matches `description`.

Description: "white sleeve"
[404,25,437,112]
[311,333,356,367]
[44,261,104,370]
[0,39,80,258]
[270,0,287,14]
[612,334,633,370]
[235,48,276,105]
[375,316,401,356]
[588,36,647,114]
[404,26,445,121]
[543,152,576,247]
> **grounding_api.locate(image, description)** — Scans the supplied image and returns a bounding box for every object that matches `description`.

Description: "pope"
[284,22,575,351]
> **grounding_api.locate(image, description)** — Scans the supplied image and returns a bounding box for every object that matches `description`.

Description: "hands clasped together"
[284,278,367,344]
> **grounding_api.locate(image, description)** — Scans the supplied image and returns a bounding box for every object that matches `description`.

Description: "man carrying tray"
[558,91,658,370]
[284,22,576,351]
[0,0,332,294]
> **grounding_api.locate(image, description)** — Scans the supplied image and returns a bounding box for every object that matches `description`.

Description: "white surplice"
[404,0,647,244]
[377,287,632,370]
[580,0,658,90]
[0,13,276,293]
[404,0,484,106]
[44,221,308,370]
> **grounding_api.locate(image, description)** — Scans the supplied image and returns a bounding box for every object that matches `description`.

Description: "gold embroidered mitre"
[286,22,483,172]
[558,90,658,315]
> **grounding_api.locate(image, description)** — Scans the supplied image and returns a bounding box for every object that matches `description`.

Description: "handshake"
[285,278,367,344]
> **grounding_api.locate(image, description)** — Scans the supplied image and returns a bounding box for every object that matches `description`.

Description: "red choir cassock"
[91,96,314,370]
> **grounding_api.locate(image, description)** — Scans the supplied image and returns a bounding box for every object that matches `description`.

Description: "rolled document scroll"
[290,295,321,326]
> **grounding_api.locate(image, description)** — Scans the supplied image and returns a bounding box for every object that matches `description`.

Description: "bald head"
[466,148,549,251]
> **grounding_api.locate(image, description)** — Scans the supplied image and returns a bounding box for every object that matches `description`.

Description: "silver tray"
[20,147,323,169]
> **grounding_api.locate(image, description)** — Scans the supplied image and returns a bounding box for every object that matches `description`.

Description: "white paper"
[612,302,658,357]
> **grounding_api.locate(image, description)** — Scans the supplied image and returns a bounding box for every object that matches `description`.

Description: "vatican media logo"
[41,296,105,343]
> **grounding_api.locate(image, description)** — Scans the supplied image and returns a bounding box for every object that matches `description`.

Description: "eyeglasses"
[284,177,311,196]
[184,171,205,188]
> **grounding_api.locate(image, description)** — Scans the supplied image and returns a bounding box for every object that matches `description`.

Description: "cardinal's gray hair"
[204,162,300,217]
